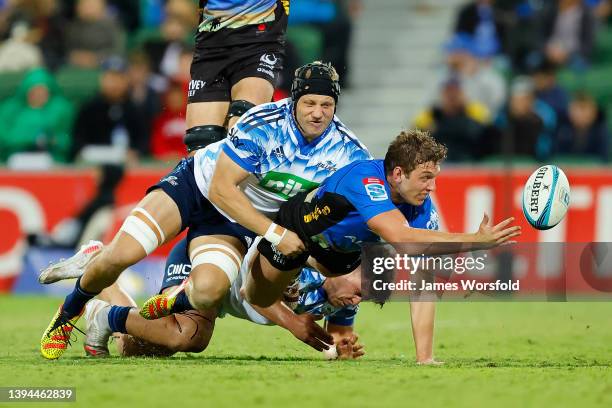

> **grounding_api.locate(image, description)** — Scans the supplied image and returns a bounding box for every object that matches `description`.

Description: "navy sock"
[108,306,132,334]
[172,290,194,313]
[62,277,99,319]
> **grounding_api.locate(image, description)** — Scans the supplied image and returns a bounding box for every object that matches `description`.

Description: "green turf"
[1,296,611,407]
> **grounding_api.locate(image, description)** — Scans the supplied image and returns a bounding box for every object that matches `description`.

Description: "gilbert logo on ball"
[522,165,570,230]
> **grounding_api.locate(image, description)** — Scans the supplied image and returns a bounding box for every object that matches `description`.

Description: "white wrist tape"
[264,223,287,246]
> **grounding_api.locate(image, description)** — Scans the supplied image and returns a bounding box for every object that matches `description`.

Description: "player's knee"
[184,125,226,152]
[188,275,229,310]
[226,100,255,123]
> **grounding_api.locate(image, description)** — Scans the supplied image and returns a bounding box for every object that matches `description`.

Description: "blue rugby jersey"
[311,159,440,252]
[193,98,371,218]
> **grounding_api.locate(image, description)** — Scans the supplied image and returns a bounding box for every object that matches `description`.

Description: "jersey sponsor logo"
[362,177,388,201]
[188,80,206,97]
[303,204,331,223]
[316,160,337,172]
[161,175,179,186]
[259,171,319,199]
[426,208,440,230]
[258,53,278,78]
[167,263,191,276]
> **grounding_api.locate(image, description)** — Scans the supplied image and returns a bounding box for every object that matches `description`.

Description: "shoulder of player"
[235,99,288,130]
[330,117,370,153]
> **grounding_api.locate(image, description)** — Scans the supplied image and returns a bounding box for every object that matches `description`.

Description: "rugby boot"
[83,299,112,357]
[40,305,84,360]
[139,278,189,320]
[38,240,103,284]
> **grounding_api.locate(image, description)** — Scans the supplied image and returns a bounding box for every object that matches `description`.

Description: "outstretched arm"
[368,210,520,255]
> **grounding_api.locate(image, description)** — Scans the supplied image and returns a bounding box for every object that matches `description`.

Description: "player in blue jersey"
[39,62,371,359]
[242,129,522,363]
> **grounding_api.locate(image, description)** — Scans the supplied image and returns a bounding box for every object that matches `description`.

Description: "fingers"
[480,212,490,227]
[494,226,522,243]
[491,217,515,232]
[306,337,330,352]
[312,324,334,345]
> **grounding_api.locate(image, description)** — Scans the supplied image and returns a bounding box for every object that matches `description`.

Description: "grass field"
[1,296,611,408]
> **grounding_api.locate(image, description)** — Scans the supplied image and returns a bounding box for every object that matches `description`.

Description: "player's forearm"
[409,300,435,363]
[208,182,274,237]
[250,300,297,331]
[385,228,480,256]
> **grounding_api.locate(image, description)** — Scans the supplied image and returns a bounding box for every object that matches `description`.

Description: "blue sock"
[108,306,132,334]
[62,277,99,319]
[172,291,194,313]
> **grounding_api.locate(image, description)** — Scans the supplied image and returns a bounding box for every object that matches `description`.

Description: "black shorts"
[257,192,361,275]
[188,41,284,104]
[147,158,255,248]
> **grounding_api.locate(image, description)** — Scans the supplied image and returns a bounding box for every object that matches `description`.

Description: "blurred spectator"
[28,163,125,248]
[454,0,503,57]
[0,0,66,70]
[142,0,196,81]
[127,51,161,145]
[150,81,187,161]
[65,0,125,68]
[71,56,148,162]
[0,67,74,162]
[542,0,596,70]
[530,58,570,120]
[0,21,43,72]
[436,33,506,117]
[492,0,542,73]
[413,77,490,162]
[493,77,557,160]
[289,0,360,88]
[556,92,609,162]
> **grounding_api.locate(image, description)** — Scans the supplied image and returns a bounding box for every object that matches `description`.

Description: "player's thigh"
[187,235,247,303]
[186,101,230,128]
[231,77,275,105]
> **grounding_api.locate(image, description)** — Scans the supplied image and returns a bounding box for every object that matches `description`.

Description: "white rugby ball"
[522,165,570,230]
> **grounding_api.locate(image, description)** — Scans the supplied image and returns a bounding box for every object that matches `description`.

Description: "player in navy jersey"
[39,62,371,359]
[45,239,367,359]
[242,129,522,363]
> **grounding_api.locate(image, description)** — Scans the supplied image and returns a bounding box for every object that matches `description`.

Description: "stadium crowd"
[1,0,610,166]
[0,0,358,165]
[414,0,612,163]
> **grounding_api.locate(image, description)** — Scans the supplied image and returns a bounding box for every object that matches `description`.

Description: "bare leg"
[186,102,229,128]
[243,251,300,308]
[227,77,275,128]
[80,190,182,293]
[186,235,246,311]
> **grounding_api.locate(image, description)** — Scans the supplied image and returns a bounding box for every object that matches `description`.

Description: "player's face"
[324,270,362,307]
[397,162,440,206]
[295,95,335,141]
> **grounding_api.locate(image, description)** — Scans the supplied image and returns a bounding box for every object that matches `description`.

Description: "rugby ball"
[522,165,570,230]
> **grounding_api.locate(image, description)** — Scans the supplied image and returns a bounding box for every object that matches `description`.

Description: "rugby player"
[39,61,372,359]
[43,239,367,359]
[238,129,522,363]
[184,0,290,149]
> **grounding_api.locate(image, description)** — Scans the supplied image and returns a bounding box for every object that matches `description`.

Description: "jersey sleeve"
[326,305,358,326]
[221,117,267,173]
[334,162,397,222]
